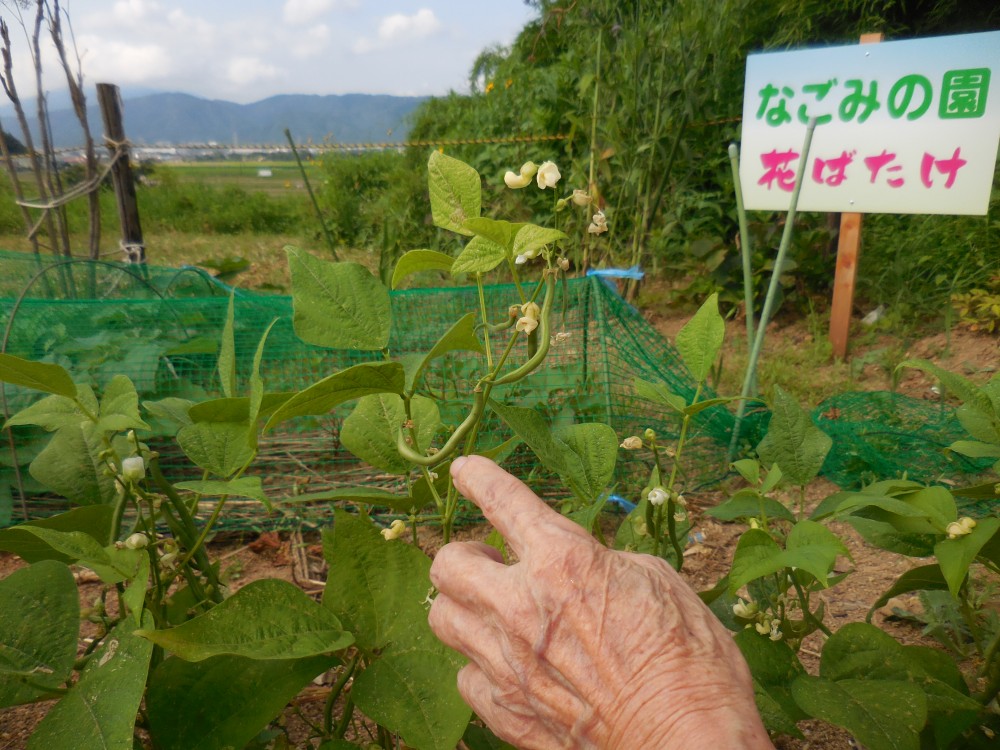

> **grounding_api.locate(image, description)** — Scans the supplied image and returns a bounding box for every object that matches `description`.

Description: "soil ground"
[1,265,997,749]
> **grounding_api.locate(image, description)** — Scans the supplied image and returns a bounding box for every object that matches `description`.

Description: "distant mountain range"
[6,91,428,148]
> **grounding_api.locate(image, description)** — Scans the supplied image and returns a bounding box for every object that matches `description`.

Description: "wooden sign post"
[828,33,883,359]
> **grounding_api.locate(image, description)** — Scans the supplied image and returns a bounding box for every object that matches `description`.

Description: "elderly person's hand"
[428,455,773,749]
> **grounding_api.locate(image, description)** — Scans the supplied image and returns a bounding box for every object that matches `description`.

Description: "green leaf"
[728,528,782,593]
[29,422,117,505]
[96,374,150,433]
[950,440,1000,459]
[341,393,440,474]
[488,400,584,490]
[391,249,455,289]
[406,313,485,392]
[897,359,990,413]
[142,397,194,428]
[462,217,523,251]
[264,362,405,431]
[791,676,926,750]
[28,615,154,750]
[146,654,337,750]
[512,223,567,258]
[735,629,806,738]
[175,477,270,509]
[122,553,149,626]
[0,561,78,708]
[934,517,1000,596]
[867,564,949,618]
[731,458,761,485]
[322,510,434,652]
[674,293,725,382]
[138,579,352,661]
[4,393,87,431]
[177,420,254,479]
[428,151,481,235]
[0,526,138,583]
[553,422,618,503]
[353,647,471,750]
[0,353,76,398]
[452,235,508,275]
[287,248,391,350]
[845,516,937,557]
[705,490,796,523]
[566,492,610,534]
[219,292,237,398]
[757,386,832,486]
[0,506,115,563]
[633,378,687,412]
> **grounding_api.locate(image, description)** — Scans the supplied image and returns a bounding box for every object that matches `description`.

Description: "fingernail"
[450,456,468,477]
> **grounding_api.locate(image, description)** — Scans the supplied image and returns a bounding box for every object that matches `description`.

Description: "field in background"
[157,160,324,198]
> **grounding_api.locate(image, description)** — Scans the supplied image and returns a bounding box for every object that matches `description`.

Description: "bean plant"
[0,152,997,750]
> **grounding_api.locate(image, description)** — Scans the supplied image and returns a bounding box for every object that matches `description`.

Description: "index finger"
[450,455,591,560]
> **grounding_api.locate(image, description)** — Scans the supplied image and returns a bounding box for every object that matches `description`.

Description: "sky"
[5,0,538,103]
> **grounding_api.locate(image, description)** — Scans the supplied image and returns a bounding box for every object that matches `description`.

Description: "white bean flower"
[122,456,145,482]
[648,486,669,507]
[536,161,561,189]
[503,161,539,189]
[381,519,408,541]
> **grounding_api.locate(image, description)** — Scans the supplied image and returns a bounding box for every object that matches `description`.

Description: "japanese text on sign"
[740,32,1000,215]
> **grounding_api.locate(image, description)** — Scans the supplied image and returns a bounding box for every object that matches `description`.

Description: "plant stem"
[325,653,359,736]
[729,118,818,461]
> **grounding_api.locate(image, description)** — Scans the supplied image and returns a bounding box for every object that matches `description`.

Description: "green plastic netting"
[0,250,991,528]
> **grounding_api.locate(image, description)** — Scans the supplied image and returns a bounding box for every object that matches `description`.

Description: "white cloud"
[78,37,173,84]
[226,56,279,87]
[283,0,356,25]
[290,24,331,60]
[111,0,162,25]
[353,8,441,53]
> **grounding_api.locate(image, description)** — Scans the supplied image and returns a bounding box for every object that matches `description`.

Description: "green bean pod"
[487,272,555,387]
[396,388,487,467]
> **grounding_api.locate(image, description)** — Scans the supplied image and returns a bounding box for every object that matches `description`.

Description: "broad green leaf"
[0,527,140,584]
[406,313,485,392]
[391,249,455,289]
[175,477,270,509]
[142,397,194,428]
[28,615,154,750]
[757,386,832,486]
[512,223,567,258]
[845,516,937,558]
[674,293,725,382]
[950,440,1000,459]
[427,151,481,235]
[97,374,150,433]
[731,458,761,485]
[0,505,116,563]
[781,520,851,586]
[280,486,421,514]
[897,359,990,413]
[0,561,78,708]
[867,564,949,618]
[566,492,610,534]
[341,393,441,474]
[728,528,782,593]
[452,235,508,275]
[353,647,471,750]
[934,516,1000,596]
[319,742,365,750]
[760,463,784,494]
[462,217,523,250]
[264,362,405,431]
[4,393,87,431]
[177,420,254,479]
[188,392,296,424]
[322,510,434,652]
[218,292,237,398]
[633,378,687,412]
[553,422,618,502]
[791,676,926,750]
[29,422,116,505]
[138,579,352,660]
[0,353,76,398]
[146,653,337,750]
[705,490,796,523]
[488,400,585,491]
[735,629,806,738]
[463,725,517,750]
[287,248,391,350]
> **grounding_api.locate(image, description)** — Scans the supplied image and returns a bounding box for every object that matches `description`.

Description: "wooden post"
[97,82,145,263]
[828,32,882,359]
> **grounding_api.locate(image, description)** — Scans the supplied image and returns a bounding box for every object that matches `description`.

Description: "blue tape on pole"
[585,265,645,280]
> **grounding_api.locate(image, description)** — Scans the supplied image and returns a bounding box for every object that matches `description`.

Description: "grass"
[158,161,324,199]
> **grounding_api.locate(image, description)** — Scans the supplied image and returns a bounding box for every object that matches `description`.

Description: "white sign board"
[740,31,1000,215]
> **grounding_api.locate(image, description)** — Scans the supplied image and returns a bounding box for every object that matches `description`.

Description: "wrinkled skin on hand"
[429,456,773,750]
